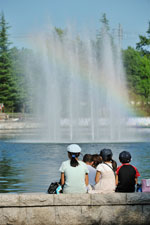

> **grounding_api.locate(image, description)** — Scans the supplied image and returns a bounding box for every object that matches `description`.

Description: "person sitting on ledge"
[115,151,140,193]
[59,144,89,194]
[83,154,97,189]
[88,149,117,193]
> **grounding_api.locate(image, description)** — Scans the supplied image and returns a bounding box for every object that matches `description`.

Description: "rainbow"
[30,32,137,118]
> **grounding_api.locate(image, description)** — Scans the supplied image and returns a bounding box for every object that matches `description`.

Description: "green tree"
[136,21,150,58]
[96,13,110,41]
[10,47,33,113]
[100,13,110,31]
[0,12,17,112]
[123,47,150,114]
[95,13,116,64]
[54,27,67,41]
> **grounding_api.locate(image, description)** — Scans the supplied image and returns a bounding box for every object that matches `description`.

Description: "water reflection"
[0,149,26,193]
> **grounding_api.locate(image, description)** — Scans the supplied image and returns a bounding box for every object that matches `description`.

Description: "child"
[59,144,89,194]
[115,151,140,192]
[94,149,117,193]
[92,154,102,169]
[83,154,96,187]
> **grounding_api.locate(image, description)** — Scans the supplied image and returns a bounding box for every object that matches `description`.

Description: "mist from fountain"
[27,25,135,143]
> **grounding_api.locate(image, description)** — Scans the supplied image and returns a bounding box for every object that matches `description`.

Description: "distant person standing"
[59,144,89,194]
[115,151,140,192]
[83,154,96,188]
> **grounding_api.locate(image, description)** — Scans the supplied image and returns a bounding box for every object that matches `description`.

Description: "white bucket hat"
[67,144,81,153]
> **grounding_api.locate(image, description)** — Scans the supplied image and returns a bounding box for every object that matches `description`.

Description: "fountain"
[1,27,150,195]
[27,25,134,143]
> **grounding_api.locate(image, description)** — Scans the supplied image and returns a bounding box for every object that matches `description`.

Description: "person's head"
[83,154,93,165]
[119,151,131,163]
[100,149,113,162]
[100,148,117,171]
[92,154,102,168]
[67,144,81,167]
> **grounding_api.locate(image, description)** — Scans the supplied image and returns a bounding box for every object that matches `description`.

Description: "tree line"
[0,12,150,115]
[123,23,150,115]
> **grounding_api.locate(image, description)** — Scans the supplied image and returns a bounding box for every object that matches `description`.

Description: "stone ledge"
[0,193,150,207]
[0,193,54,207]
[126,192,150,204]
[54,193,91,205]
[0,193,150,225]
[90,193,127,205]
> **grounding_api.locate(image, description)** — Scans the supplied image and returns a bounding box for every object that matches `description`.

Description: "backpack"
[47,182,62,194]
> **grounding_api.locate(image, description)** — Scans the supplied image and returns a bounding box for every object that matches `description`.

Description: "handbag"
[47,182,62,194]
[142,179,150,192]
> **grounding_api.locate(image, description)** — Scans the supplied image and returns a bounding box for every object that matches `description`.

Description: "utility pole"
[118,24,123,49]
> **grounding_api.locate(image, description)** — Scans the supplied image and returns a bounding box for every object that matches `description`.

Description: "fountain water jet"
[28,26,134,143]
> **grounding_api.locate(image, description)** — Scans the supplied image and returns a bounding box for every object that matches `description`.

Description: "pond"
[0,140,150,193]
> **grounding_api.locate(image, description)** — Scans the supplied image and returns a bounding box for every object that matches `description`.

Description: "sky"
[0,0,150,49]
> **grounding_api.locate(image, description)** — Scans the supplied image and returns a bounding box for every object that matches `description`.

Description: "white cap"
[67,144,81,153]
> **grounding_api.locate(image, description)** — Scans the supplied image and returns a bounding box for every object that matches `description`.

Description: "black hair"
[100,149,112,161]
[119,158,129,163]
[119,151,131,163]
[83,154,93,163]
[92,154,102,168]
[68,152,80,167]
[100,149,117,172]
[111,159,117,172]
[103,154,112,162]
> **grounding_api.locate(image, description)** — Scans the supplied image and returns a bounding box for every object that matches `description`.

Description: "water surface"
[0,141,149,193]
